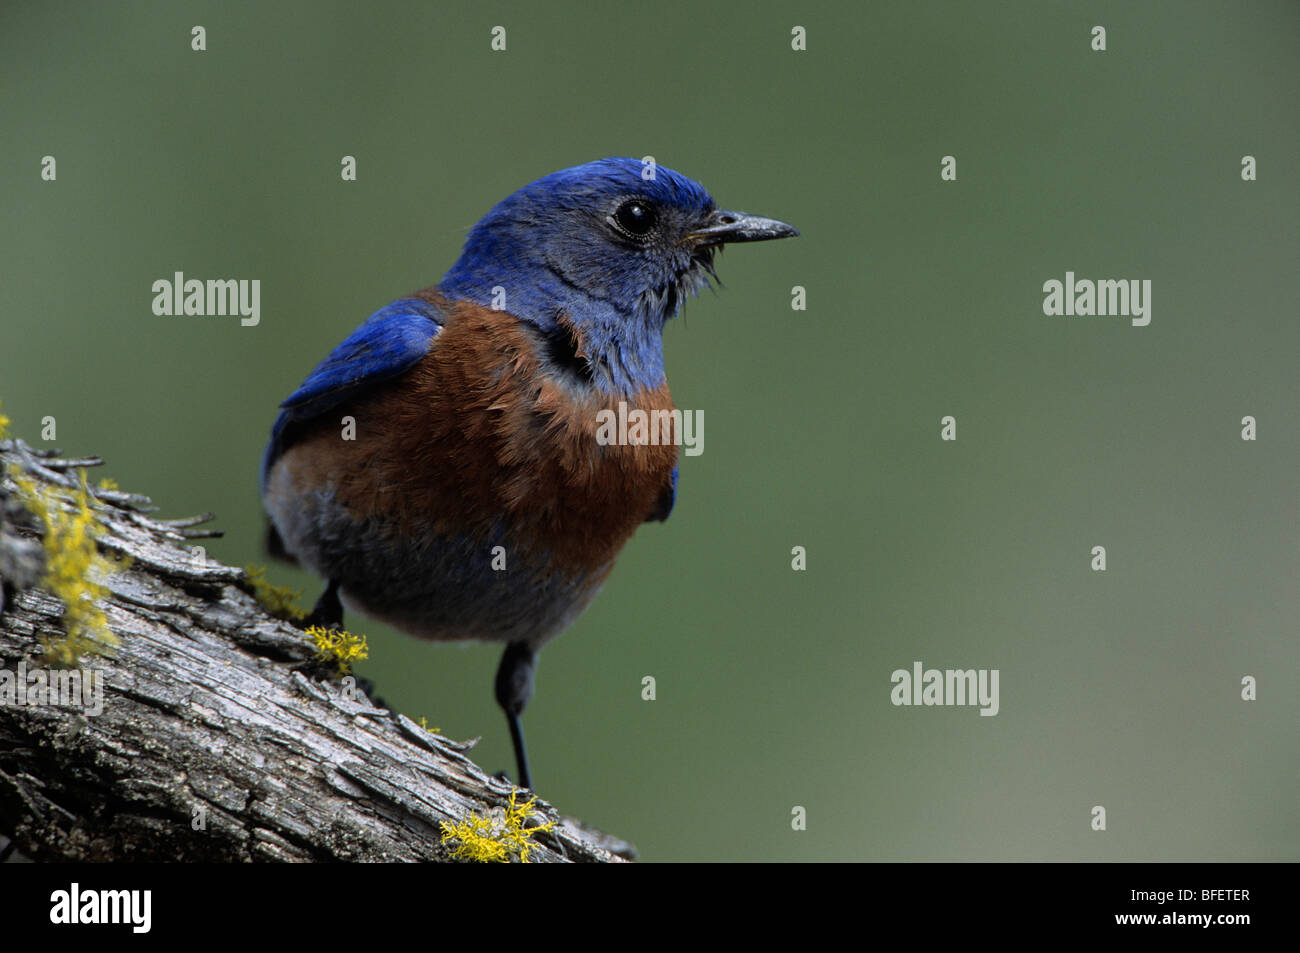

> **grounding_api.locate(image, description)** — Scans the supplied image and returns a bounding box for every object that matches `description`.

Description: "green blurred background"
[2,1,1295,861]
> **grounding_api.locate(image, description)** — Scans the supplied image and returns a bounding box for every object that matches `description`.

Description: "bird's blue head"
[439,157,798,395]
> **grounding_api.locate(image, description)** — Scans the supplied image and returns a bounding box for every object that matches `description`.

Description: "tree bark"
[0,437,630,863]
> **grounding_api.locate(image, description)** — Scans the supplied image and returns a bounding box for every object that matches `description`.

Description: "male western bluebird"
[261,157,797,789]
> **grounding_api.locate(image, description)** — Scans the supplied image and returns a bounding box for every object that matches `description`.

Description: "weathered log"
[0,437,629,863]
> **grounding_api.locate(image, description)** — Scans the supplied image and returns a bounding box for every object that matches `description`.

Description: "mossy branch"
[0,433,630,863]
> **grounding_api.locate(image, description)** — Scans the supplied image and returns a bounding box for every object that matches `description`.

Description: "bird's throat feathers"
[438,261,703,396]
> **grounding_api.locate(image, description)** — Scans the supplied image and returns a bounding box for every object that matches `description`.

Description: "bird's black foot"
[303,579,343,630]
[297,580,389,707]
[495,642,537,791]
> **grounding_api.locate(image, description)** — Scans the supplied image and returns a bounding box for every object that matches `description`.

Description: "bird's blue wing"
[260,297,446,492]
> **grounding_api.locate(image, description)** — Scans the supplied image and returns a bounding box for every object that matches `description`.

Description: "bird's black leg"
[304,578,343,630]
[494,641,537,790]
[300,579,393,709]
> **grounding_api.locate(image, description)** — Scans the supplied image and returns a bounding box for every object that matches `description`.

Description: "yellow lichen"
[243,563,308,620]
[418,716,441,735]
[95,477,119,492]
[307,624,369,675]
[440,790,556,863]
[0,401,10,439]
[8,467,124,666]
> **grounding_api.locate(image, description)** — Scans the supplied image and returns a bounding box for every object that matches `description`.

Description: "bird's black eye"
[612,200,657,239]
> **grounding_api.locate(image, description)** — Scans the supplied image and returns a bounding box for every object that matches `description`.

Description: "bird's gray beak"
[689,209,800,246]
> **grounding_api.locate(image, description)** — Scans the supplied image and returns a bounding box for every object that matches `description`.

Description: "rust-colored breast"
[284,298,678,576]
